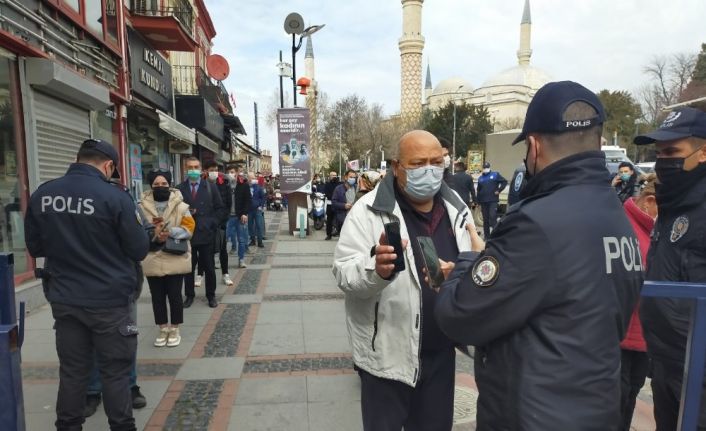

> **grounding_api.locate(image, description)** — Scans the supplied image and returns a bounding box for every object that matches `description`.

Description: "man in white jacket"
[333,130,473,431]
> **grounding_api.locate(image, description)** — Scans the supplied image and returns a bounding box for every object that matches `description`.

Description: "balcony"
[129,0,197,51]
[173,65,234,114]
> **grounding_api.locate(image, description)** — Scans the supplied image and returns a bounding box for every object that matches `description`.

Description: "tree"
[421,101,493,159]
[636,52,697,126]
[597,90,643,158]
[679,43,706,105]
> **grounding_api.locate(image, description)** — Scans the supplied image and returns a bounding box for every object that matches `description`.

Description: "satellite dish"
[284,13,304,35]
[206,54,230,81]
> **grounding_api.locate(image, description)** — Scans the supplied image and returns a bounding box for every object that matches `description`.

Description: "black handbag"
[163,237,188,255]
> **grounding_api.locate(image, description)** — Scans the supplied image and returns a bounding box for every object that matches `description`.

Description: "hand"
[345,203,352,210]
[466,223,486,252]
[611,175,621,187]
[375,231,408,280]
[241,215,248,224]
[422,259,456,292]
[157,229,169,243]
[494,191,499,196]
[471,202,477,209]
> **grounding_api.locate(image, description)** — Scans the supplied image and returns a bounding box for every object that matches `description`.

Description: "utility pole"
[278,51,284,108]
[452,101,457,174]
[254,102,260,151]
[338,117,342,177]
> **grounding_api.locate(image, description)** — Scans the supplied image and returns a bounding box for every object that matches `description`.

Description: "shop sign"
[128,29,173,113]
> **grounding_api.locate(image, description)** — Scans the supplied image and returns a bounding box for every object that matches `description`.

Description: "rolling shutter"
[33,91,90,184]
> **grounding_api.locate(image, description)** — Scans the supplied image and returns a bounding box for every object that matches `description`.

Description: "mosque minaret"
[399,0,425,125]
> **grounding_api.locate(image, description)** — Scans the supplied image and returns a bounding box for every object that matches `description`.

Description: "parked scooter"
[272,189,282,211]
[310,192,326,230]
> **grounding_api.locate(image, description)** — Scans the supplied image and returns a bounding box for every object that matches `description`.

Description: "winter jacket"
[615,175,640,203]
[249,183,267,213]
[139,189,195,277]
[210,173,232,228]
[24,163,150,308]
[435,152,643,430]
[450,171,477,205]
[332,173,473,387]
[176,179,225,246]
[476,170,508,203]
[620,197,652,352]
[332,183,353,225]
[232,176,252,218]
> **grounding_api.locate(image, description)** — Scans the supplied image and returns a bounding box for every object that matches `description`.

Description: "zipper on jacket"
[413,368,418,384]
[415,314,419,329]
[371,301,379,351]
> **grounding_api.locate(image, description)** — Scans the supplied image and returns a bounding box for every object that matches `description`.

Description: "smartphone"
[417,236,444,289]
[152,217,164,224]
[383,221,406,273]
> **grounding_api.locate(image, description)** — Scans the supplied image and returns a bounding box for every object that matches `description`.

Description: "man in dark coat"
[435,81,642,430]
[476,161,507,238]
[177,157,226,308]
[324,171,340,240]
[450,161,477,207]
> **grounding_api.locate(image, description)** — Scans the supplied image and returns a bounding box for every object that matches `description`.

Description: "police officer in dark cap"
[633,107,706,430]
[24,139,150,431]
[476,161,507,238]
[435,81,642,430]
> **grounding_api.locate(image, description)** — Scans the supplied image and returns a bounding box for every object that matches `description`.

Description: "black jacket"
[232,177,252,218]
[615,175,640,203]
[435,152,642,430]
[211,176,232,228]
[177,179,225,246]
[24,163,150,308]
[507,164,527,207]
[641,169,706,366]
[324,178,339,200]
[449,171,477,205]
[476,170,508,203]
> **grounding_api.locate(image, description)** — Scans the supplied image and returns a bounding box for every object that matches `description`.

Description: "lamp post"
[289,24,325,106]
[451,84,465,173]
[276,51,292,109]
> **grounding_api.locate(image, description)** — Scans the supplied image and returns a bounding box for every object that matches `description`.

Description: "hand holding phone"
[375,222,406,280]
[417,236,444,290]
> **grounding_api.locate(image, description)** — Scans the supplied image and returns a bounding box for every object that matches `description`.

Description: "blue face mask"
[403,165,444,201]
[620,173,632,182]
[347,177,357,186]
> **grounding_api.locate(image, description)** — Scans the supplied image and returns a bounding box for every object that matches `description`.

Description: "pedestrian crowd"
[24,146,279,430]
[333,81,706,430]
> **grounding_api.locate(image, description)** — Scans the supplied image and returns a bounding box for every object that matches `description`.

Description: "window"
[56,0,119,50]
[84,0,104,37]
[62,0,80,12]
[105,0,118,43]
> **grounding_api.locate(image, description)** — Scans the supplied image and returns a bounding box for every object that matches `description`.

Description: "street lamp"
[452,84,465,173]
[276,51,292,109]
[283,13,325,106]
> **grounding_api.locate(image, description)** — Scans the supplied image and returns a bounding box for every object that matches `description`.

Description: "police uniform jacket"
[24,163,150,308]
[507,165,527,207]
[177,179,226,246]
[640,171,706,366]
[476,171,508,203]
[435,151,643,430]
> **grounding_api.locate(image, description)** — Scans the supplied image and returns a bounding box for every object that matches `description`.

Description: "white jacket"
[332,174,473,387]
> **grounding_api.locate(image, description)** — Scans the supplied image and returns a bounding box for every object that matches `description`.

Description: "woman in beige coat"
[140,170,195,347]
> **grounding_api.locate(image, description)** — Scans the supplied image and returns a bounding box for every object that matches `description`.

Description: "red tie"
[191,183,197,200]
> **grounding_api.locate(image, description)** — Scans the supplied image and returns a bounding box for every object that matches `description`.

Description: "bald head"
[398,130,441,161]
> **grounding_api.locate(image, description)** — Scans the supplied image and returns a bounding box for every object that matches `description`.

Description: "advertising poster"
[130,143,142,180]
[277,108,312,193]
[467,150,484,174]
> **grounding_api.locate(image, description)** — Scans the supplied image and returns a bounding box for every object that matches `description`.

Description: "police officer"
[633,107,706,430]
[24,139,150,431]
[507,162,526,207]
[435,81,643,430]
[476,161,507,238]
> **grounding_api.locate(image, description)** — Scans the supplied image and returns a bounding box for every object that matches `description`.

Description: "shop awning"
[197,132,220,154]
[233,133,260,156]
[158,110,195,145]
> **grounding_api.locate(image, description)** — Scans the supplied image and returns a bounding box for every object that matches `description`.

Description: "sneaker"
[154,327,169,347]
[249,239,256,246]
[229,248,237,255]
[223,274,234,286]
[257,241,264,248]
[238,260,247,268]
[131,385,147,409]
[83,394,101,418]
[194,275,202,288]
[166,327,181,347]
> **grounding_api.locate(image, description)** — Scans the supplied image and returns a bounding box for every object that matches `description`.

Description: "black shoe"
[208,298,218,308]
[84,394,101,418]
[257,242,264,248]
[325,236,332,240]
[131,385,147,409]
[183,296,194,308]
[248,239,255,246]
[262,237,267,241]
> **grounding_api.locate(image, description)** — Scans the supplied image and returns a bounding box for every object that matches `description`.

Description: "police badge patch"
[670,215,689,243]
[472,256,500,287]
[514,172,524,192]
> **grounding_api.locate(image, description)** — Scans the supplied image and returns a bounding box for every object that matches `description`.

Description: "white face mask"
[227,173,236,181]
[443,155,451,169]
[482,168,490,174]
[208,171,219,181]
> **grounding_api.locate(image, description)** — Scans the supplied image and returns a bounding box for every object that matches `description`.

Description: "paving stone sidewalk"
[21,210,656,430]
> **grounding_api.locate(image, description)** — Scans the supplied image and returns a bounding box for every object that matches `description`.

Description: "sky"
[206,0,706,172]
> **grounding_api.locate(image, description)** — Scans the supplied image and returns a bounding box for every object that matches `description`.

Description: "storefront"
[175,95,224,169]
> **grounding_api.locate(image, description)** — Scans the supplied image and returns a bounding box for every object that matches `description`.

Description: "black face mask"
[523,141,536,182]
[153,186,171,202]
[654,145,706,205]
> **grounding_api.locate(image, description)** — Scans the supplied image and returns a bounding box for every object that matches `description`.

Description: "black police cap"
[80,139,120,179]
[634,107,706,145]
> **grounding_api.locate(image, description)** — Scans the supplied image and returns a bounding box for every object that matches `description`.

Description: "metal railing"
[129,0,194,35]
[172,65,233,114]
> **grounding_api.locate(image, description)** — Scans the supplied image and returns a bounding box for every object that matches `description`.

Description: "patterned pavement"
[20,210,656,430]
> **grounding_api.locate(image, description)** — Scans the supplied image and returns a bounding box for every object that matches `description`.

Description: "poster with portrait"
[277,108,312,193]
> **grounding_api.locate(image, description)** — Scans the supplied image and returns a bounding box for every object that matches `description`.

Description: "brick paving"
[20,210,657,430]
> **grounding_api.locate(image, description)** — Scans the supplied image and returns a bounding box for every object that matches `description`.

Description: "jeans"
[226,216,238,250]
[236,220,249,260]
[481,202,498,238]
[248,210,265,241]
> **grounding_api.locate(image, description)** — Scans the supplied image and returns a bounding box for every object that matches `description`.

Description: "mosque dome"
[477,64,552,93]
[431,77,474,96]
